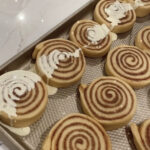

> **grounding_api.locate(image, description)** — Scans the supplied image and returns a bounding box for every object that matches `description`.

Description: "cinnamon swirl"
[35,38,86,88]
[130,0,150,17]
[70,20,112,57]
[0,70,48,127]
[135,26,150,53]
[79,76,136,130]
[94,0,136,33]
[130,119,150,150]
[105,45,150,88]
[42,113,112,150]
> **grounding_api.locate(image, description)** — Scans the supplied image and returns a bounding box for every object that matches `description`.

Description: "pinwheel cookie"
[70,19,112,57]
[42,113,112,150]
[0,70,48,127]
[129,0,150,17]
[135,26,150,53]
[79,76,136,130]
[94,0,136,33]
[106,45,150,88]
[130,119,150,150]
[34,38,86,88]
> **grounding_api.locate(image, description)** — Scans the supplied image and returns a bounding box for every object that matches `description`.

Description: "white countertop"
[0,0,90,66]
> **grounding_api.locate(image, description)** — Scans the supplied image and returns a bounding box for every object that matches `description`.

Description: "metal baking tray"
[0,0,150,149]
[0,127,25,150]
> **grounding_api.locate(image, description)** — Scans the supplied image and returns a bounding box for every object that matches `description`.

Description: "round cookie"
[94,0,136,33]
[129,0,150,17]
[79,76,137,130]
[0,70,48,127]
[35,38,86,88]
[42,113,112,150]
[70,19,112,58]
[105,45,150,88]
[135,26,150,52]
[130,119,150,150]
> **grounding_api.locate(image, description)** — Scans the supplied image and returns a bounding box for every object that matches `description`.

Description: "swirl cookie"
[79,76,136,130]
[70,20,112,57]
[42,113,112,150]
[0,70,48,127]
[129,0,150,17]
[130,119,150,150]
[106,45,150,88]
[94,0,136,33]
[135,26,150,53]
[35,38,86,88]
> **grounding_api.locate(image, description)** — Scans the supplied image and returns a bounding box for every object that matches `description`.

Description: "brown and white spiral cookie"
[42,113,112,150]
[135,26,150,53]
[70,20,112,57]
[94,0,136,33]
[35,38,86,88]
[79,76,136,130]
[130,119,150,150]
[0,70,48,127]
[106,45,150,88]
[129,0,150,17]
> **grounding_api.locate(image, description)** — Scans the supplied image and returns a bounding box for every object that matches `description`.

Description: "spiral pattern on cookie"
[36,39,85,87]
[0,70,46,117]
[141,121,150,149]
[44,113,111,150]
[106,45,150,87]
[130,119,150,150]
[141,27,150,49]
[134,0,150,5]
[79,77,136,129]
[95,0,135,25]
[135,26,150,52]
[70,20,111,52]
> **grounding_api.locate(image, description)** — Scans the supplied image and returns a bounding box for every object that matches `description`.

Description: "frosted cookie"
[130,119,150,150]
[35,38,86,88]
[106,45,150,88]
[94,0,136,33]
[79,76,136,130]
[135,26,150,53]
[42,113,112,150]
[70,20,112,57]
[129,0,150,17]
[0,70,48,127]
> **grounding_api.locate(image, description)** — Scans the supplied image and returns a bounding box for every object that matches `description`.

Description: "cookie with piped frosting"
[94,0,136,33]
[129,0,150,17]
[0,70,48,127]
[70,19,112,57]
[34,38,86,88]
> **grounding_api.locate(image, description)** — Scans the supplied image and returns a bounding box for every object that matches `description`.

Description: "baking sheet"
[0,127,25,150]
[0,0,150,149]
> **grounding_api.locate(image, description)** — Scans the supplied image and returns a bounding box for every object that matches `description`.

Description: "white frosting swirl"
[87,24,110,44]
[39,49,81,78]
[134,0,144,9]
[0,70,41,117]
[105,1,133,27]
